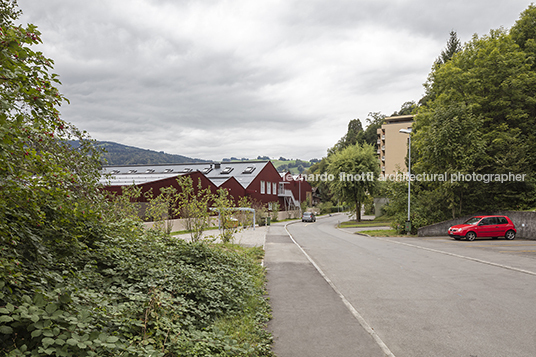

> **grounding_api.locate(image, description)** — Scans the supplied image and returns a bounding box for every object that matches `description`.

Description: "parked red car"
[448,215,516,241]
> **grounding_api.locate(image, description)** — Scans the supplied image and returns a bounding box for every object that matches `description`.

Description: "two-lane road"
[269,214,536,356]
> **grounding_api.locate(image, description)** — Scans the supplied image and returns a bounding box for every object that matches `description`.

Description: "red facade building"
[101,161,311,211]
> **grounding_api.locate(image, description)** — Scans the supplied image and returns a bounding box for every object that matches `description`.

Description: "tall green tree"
[362,111,386,146]
[436,30,462,66]
[328,118,365,154]
[411,5,536,218]
[327,143,380,221]
[413,103,485,217]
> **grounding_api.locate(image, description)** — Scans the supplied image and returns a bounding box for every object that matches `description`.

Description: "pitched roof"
[100,161,271,188]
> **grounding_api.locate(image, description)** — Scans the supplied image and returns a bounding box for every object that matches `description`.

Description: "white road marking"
[285,222,396,357]
[338,227,536,277]
[378,237,536,277]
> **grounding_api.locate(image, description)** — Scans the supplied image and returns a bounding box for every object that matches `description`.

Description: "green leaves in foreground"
[1,224,273,356]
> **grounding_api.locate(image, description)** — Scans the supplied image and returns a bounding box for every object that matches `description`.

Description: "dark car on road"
[302,212,316,222]
[448,215,516,241]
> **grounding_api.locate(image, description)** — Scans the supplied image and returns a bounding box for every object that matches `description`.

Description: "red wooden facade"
[101,161,311,211]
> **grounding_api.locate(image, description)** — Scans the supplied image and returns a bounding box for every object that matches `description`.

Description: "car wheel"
[466,231,476,241]
[505,230,516,240]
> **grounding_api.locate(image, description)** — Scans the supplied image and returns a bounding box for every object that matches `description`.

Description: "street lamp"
[399,128,412,233]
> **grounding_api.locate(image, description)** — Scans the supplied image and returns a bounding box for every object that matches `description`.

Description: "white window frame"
[267,181,271,195]
[273,182,277,195]
[260,181,265,194]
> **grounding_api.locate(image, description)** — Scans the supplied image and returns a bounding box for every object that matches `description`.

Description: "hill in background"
[77,141,209,165]
[222,156,319,174]
[72,140,316,170]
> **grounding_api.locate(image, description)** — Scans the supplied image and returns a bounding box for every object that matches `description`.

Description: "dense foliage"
[308,111,388,206]
[385,5,536,231]
[1,0,105,305]
[326,143,380,221]
[1,221,273,356]
[1,2,273,355]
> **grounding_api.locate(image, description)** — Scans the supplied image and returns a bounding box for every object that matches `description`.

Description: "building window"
[260,181,265,194]
[273,182,277,195]
[267,181,271,195]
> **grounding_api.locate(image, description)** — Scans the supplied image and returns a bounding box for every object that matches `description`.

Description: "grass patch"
[371,215,395,223]
[356,229,417,237]
[338,215,394,228]
[339,222,391,228]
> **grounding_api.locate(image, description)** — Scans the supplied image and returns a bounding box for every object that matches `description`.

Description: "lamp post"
[399,128,412,233]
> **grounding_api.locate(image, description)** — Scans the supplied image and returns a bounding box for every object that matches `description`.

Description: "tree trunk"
[356,196,361,222]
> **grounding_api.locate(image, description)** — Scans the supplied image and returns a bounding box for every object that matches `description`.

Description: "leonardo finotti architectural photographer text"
[285,172,527,184]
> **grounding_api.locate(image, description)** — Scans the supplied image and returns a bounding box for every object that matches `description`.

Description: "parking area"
[374,235,536,275]
[416,236,536,257]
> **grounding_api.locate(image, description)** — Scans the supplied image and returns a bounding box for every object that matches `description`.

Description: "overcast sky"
[17,0,533,161]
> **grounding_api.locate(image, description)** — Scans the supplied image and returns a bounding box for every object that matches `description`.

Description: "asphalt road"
[266,214,536,357]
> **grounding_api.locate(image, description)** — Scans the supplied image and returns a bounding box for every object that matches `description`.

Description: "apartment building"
[377,115,414,175]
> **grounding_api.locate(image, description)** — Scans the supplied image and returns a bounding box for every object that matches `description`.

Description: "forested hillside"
[70,141,209,165]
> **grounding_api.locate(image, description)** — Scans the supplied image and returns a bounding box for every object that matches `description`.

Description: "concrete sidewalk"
[264,223,387,357]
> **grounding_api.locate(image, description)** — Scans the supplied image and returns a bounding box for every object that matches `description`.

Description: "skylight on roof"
[220,167,234,174]
[164,168,174,173]
[242,166,255,174]
[182,168,193,173]
[110,170,120,174]
[127,169,137,174]
[145,169,155,173]
[202,167,213,174]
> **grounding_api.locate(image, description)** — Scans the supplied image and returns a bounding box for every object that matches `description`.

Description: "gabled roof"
[100,161,271,188]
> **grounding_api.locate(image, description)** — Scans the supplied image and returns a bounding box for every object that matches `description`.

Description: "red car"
[448,215,516,241]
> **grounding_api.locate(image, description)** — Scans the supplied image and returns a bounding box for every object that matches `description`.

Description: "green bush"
[1,220,273,356]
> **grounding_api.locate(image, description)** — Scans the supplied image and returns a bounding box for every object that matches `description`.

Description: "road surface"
[265,214,536,357]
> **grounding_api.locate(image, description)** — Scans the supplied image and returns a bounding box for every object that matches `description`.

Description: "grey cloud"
[16,0,534,161]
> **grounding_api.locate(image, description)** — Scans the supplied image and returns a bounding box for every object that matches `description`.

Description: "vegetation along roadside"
[0,1,273,355]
